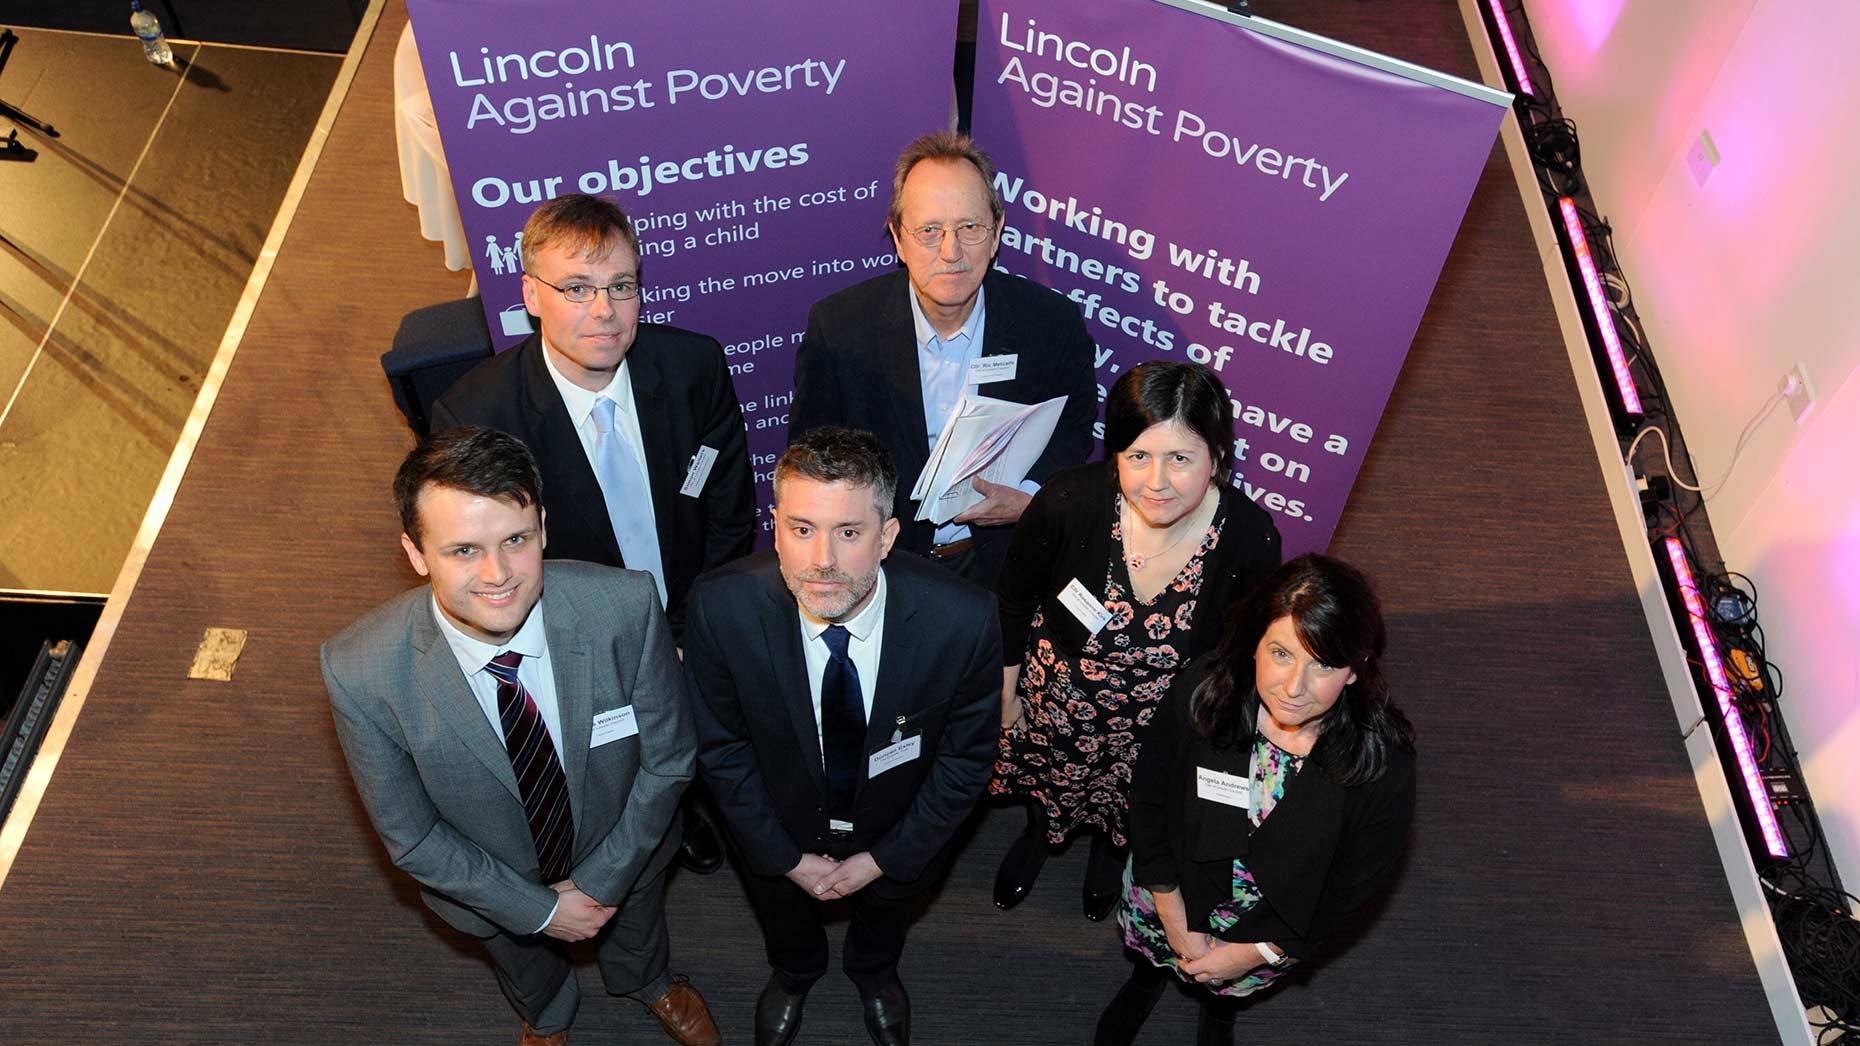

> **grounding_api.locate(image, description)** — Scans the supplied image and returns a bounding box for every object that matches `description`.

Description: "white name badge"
[1058,578,1113,635]
[591,706,639,747]
[1196,766,1251,809]
[679,446,720,497]
[868,734,923,777]
[965,354,1018,384]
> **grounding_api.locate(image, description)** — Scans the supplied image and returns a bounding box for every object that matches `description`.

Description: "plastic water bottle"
[129,1,174,66]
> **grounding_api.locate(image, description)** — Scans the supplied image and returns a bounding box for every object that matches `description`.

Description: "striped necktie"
[485,651,575,883]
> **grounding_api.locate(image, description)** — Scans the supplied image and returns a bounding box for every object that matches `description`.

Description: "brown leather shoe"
[518,1023,568,1046]
[647,975,721,1046]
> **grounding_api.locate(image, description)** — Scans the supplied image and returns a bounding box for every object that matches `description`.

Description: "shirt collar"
[798,566,888,645]
[907,282,985,353]
[539,336,630,430]
[431,591,549,676]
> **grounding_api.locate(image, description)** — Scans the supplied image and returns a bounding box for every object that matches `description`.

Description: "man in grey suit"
[322,427,720,1046]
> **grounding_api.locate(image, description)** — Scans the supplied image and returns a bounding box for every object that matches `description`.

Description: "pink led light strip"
[1664,538,1789,858]
[1485,0,1534,96]
[1558,197,1643,415]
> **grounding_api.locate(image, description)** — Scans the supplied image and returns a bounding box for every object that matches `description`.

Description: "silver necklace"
[1122,494,1205,571]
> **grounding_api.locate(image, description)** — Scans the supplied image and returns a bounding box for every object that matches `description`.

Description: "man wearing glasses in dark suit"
[788,132,1098,589]
[433,193,753,876]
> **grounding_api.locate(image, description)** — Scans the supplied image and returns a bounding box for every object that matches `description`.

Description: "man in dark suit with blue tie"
[681,428,1003,1046]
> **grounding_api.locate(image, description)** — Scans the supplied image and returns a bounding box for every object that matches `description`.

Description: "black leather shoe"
[677,800,726,875]
[753,974,808,1046]
[993,827,1048,910]
[860,978,910,1046]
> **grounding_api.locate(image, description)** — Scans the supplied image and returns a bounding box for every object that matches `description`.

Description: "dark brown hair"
[1194,553,1413,785]
[394,427,543,549]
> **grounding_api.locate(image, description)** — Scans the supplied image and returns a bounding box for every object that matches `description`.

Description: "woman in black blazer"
[990,362,1281,920]
[1097,554,1416,1046]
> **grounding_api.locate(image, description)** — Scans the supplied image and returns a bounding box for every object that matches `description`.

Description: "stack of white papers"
[910,394,1068,524]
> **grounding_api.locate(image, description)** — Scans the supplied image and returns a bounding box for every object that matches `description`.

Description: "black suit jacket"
[789,269,1099,585]
[683,552,1002,896]
[1129,657,1416,963]
[431,327,755,639]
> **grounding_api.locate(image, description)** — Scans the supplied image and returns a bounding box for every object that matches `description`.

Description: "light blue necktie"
[592,395,668,607]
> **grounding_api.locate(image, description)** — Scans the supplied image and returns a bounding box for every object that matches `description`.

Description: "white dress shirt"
[797,567,887,764]
[540,341,662,555]
[431,595,564,762]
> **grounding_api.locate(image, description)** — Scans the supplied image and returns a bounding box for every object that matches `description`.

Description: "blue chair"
[380,297,498,437]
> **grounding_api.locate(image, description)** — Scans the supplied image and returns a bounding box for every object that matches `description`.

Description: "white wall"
[1526,0,1860,890]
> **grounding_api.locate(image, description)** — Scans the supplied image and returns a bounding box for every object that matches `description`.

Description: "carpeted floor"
[0,2,1783,1042]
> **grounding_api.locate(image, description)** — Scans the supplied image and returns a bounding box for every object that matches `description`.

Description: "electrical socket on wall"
[1780,363,1815,424]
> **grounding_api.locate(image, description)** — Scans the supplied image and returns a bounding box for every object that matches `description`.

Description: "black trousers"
[739,869,917,995]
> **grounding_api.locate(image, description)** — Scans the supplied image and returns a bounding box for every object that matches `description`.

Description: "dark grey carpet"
[0,2,1783,1043]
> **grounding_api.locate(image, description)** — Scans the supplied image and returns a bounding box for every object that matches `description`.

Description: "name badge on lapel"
[591,706,639,747]
[679,446,720,497]
[1196,766,1250,810]
[868,720,923,778]
[965,354,1018,385]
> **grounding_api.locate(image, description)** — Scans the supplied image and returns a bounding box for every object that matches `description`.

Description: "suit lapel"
[762,578,829,796]
[624,338,682,574]
[978,272,1034,404]
[541,582,593,834]
[879,278,931,486]
[863,567,917,755]
[410,603,522,803]
[520,337,624,564]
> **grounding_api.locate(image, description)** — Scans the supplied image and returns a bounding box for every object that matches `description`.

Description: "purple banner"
[406,0,957,539]
[972,0,1506,553]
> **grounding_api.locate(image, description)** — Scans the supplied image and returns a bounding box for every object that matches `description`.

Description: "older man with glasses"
[433,193,754,879]
[788,132,1098,589]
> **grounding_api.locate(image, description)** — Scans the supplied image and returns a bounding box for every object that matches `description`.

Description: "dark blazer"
[431,327,755,639]
[321,563,694,938]
[682,552,1002,897]
[789,269,1099,585]
[996,463,1282,666]
[1129,657,1416,962]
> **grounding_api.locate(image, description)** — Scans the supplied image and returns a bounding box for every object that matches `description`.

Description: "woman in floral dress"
[990,362,1281,919]
[1095,554,1417,1046]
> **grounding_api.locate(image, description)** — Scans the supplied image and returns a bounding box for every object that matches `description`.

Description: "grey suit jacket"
[322,561,694,938]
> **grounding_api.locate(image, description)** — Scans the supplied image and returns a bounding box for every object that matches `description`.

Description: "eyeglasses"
[529,275,641,304]
[901,220,994,248]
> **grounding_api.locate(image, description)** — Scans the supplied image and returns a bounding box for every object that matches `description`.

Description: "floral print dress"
[990,494,1227,845]
[1117,733,1304,998]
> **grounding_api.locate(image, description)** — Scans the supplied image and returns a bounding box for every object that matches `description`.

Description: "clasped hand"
[1178,940,1269,983]
[787,851,884,900]
[543,878,615,942]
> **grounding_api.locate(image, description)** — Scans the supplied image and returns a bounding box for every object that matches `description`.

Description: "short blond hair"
[520,194,641,274]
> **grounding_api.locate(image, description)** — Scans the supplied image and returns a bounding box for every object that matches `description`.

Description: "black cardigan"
[1128,657,1416,962]
[995,463,1283,667]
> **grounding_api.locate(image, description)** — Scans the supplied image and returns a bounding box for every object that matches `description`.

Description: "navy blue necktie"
[820,624,866,825]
